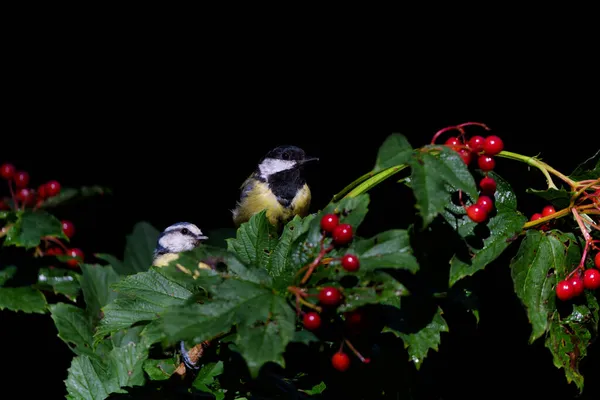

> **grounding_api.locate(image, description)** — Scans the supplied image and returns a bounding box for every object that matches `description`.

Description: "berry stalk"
[495,150,576,190]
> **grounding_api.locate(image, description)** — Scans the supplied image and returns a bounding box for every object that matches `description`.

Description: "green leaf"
[526,187,571,210]
[292,330,319,345]
[0,287,47,313]
[0,210,9,219]
[303,381,327,395]
[121,221,160,275]
[160,279,296,378]
[49,303,95,357]
[338,271,408,312]
[545,303,598,393]
[449,210,526,287]
[0,265,17,286]
[353,229,419,274]
[36,267,81,302]
[65,355,123,400]
[80,264,121,323]
[510,230,565,343]
[40,185,111,209]
[2,210,67,248]
[143,357,178,381]
[226,209,278,268]
[192,361,225,398]
[384,306,449,370]
[93,253,125,275]
[409,145,478,228]
[267,215,313,291]
[95,268,193,340]
[345,165,409,199]
[569,148,600,181]
[374,133,413,172]
[109,340,148,389]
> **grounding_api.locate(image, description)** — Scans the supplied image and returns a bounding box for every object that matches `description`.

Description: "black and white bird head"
[153,222,208,258]
[256,145,319,181]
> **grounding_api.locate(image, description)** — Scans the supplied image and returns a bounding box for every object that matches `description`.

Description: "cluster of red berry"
[444,134,505,224]
[299,213,369,372]
[556,252,600,301]
[529,205,556,231]
[1,162,84,268]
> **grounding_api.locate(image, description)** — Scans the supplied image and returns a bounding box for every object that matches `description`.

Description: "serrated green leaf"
[303,381,327,395]
[545,305,596,393]
[569,148,600,181]
[65,355,123,400]
[49,303,95,357]
[339,271,408,312]
[0,287,47,313]
[95,268,193,340]
[268,215,312,291]
[0,265,17,286]
[36,267,81,301]
[2,210,67,248]
[449,210,527,287]
[93,253,125,276]
[121,221,160,275]
[226,209,278,268]
[39,186,111,209]
[510,230,565,343]
[353,229,419,274]
[80,264,121,323]
[374,133,413,172]
[526,188,571,210]
[409,145,478,228]
[109,341,148,389]
[160,279,296,378]
[143,358,177,381]
[292,330,319,345]
[384,306,448,370]
[192,361,224,397]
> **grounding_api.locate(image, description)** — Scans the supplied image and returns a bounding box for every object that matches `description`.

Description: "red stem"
[344,338,370,363]
[300,244,334,284]
[7,181,18,210]
[430,122,490,144]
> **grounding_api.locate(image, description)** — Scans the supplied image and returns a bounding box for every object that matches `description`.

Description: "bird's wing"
[239,173,257,201]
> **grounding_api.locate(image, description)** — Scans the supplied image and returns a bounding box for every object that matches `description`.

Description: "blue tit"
[232,145,318,228]
[152,222,209,374]
[152,222,208,267]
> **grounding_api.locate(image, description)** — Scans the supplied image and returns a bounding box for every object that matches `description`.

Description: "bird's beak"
[197,235,209,241]
[297,157,319,166]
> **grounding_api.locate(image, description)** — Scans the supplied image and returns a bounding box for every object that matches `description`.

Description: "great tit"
[152,222,209,373]
[231,145,318,228]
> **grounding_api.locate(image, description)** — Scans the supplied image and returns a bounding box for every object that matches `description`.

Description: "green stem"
[496,151,576,190]
[344,164,408,199]
[331,170,377,202]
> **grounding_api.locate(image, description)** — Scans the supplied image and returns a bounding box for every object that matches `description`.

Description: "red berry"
[477,155,495,172]
[66,248,84,267]
[556,279,574,301]
[46,180,61,197]
[530,213,543,221]
[595,252,600,269]
[303,312,321,330]
[45,247,64,256]
[16,188,34,204]
[318,286,343,306]
[445,137,461,147]
[1,163,16,180]
[583,269,600,290]
[476,195,494,214]
[483,135,504,156]
[331,352,351,372]
[345,309,366,332]
[332,223,353,245]
[466,204,488,223]
[570,277,585,297]
[320,213,339,233]
[0,199,10,210]
[457,148,473,165]
[62,220,75,238]
[341,254,360,272]
[467,135,485,153]
[541,205,556,217]
[14,171,29,188]
[37,184,48,199]
[479,176,497,195]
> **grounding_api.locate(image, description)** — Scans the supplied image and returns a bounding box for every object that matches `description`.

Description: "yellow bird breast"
[233,181,311,227]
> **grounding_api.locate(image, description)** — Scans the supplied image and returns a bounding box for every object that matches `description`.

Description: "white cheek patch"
[159,233,196,253]
[259,158,296,178]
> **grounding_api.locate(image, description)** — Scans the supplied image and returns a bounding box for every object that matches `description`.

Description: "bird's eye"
[181,228,189,235]
[282,152,290,160]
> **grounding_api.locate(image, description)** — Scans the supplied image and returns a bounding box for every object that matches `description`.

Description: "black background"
[1,29,600,399]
